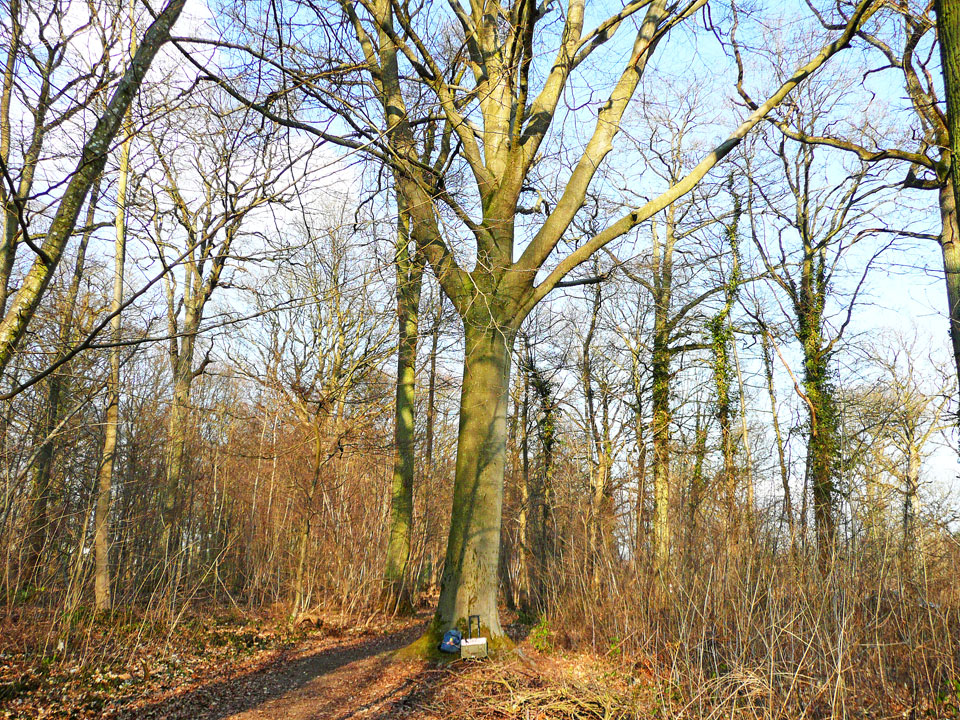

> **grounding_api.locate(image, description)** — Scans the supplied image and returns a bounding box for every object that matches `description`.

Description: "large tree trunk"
[293,515,311,613]
[432,319,513,642]
[383,223,422,614]
[709,314,737,543]
[938,178,960,387]
[801,330,838,565]
[94,386,119,611]
[939,0,960,282]
[651,307,671,570]
[630,349,647,562]
[160,364,192,581]
[582,283,613,570]
[0,0,20,311]
[93,27,136,607]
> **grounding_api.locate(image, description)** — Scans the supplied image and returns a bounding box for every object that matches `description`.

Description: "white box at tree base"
[460,637,488,659]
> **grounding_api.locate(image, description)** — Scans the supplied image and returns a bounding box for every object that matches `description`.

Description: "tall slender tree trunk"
[686,408,708,539]
[710,316,737,541]
[516,357,531,610]
[903,437,920,556]
[733,338,754,518]
[651,332,671,570]
[294,430,325,614]
[24,181,100,583]
[582,282,612,568]
[161,365,192,583]
[423,305,441,588]
[93,92,133,612]
[0,0,21,315]
[383,210,423,614]
[631,350,647,562]
[93,13,136,610]
[424,305,440,471]
[432,318,514,642]
[762,330,795,547]
[293,514,311,613]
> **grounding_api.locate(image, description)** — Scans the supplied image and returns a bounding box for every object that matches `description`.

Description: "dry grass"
[530,523,960,719]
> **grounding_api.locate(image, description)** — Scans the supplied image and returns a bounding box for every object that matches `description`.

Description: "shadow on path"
[118,619,429,720]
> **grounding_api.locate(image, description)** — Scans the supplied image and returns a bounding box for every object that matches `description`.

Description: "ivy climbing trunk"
[798,276,838,565]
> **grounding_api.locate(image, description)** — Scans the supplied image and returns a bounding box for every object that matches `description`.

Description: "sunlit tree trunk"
[434,316,514,642]
[582,282,614,569]
[0,0,19,309]
[423,302,441,588]
[514,354,531,610]
[937,177,960,386]
[383,207,423,614]
[160,340,195,577]
[630,347,647,561]
[93,7,136,611]
[939,0,960,257]
[651,214,675,571]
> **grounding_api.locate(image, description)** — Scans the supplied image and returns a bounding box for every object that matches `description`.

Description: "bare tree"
[144,94,298,586]
[135,0,877,639]
[0,0,187,373]
[746,102,892,562]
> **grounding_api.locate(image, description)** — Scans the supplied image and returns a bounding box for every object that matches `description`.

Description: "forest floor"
[0,605,663,720]
[5,603,956,719]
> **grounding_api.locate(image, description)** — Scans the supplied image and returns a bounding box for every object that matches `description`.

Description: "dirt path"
[119,619,434,720]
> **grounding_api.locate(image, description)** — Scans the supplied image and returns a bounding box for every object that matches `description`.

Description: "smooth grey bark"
[94,7,138,610]
[93,103,134,613]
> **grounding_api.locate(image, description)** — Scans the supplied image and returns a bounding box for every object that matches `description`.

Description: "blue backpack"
[438,628,462,653]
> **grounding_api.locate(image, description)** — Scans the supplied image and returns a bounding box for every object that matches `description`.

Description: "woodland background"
[1,0,960,717]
